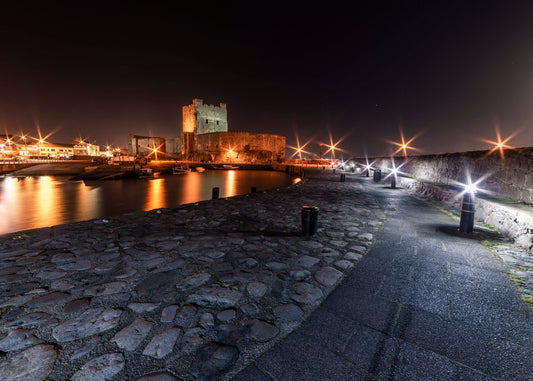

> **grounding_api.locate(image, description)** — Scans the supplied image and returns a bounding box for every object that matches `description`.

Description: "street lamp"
[384,158,404,189]
[459,183,477,233]
[363,164,372,177]
[390,168,398,189]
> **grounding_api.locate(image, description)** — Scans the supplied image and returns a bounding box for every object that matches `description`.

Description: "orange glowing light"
[480,127,520,160]
[287,135,313,159]
[144,141,165,161]
[387,128,423,158]
[30,121,57,147]
[321,130,351,158]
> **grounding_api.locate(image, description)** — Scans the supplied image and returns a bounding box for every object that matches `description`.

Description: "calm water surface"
[0,170,298,235]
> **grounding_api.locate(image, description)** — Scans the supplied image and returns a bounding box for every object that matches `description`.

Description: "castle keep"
[181,99,285,163]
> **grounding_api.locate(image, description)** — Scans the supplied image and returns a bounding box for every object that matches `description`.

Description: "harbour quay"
[0,169,385,380]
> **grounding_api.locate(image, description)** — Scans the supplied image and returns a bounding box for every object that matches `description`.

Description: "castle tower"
[182,99,228,158]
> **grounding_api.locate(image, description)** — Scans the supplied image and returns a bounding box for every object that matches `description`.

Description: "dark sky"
[1,1,533,156]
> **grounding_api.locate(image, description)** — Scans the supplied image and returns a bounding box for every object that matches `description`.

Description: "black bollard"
[333,169,336,174]
[390,175,396,189]
[366,169,369,177]
[212,187,220,200]
[301,206,319,237]
[251,186,257,193]
[351,167,355,173]
[459,192,475,233]
[373,169,381,182]
[340,174,345,182]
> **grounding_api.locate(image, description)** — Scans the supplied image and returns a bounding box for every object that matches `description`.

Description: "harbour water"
[0,170,298,235]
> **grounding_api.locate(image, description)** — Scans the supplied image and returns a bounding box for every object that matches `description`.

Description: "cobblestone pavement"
[0,170,387,380]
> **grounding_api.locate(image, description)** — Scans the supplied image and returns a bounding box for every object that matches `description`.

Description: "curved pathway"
[232,177,533,380]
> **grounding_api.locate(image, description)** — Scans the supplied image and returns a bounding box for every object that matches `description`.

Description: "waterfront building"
[181,98,285,163]
[0,135,17,157]
[128,135,166,158]
[72,138,100,157]
[16,142,74,158]
[165,137,182,157]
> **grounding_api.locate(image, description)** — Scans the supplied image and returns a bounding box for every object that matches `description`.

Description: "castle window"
[206,119,209,123]
[216,121,219,125]
[206,145,209,149]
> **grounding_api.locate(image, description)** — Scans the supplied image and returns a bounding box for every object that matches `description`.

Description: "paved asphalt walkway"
[232,178,533,380]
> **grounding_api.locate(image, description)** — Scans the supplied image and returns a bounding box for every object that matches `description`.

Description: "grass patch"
[521,294,533,309]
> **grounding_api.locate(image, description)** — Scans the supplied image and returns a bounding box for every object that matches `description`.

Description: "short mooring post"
[301,206,319,237]
[373,169,381,182]
[212,187,220,200]
[390,174,396,189]
[459,191,475,233]
[251,186,257,193]
[340,174,345,182]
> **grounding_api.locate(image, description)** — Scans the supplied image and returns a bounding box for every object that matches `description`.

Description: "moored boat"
[173,165,191,174]
[138,168,153,178]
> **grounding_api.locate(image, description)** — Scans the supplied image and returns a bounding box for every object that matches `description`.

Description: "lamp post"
[364,164,371,177]
[459,184,476,233]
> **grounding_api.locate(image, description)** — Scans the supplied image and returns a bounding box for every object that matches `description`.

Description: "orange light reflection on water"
[75,182,101,221]
[181,172,202,204]
[145,178,166,211]
[225,170,236,197]
[35,176,57,228]
[0,171,296,235]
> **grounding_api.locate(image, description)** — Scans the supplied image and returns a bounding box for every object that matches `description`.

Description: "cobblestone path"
[0,171,386,380]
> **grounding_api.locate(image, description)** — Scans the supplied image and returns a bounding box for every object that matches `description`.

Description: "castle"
[181,99,285,163]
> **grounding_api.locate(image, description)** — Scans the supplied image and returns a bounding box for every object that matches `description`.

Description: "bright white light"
[464,183,479,194]
[384,158,406,180]
[453,170,492,200]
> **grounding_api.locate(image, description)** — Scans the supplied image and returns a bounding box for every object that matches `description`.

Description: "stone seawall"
[364,147,533,204]
[0,163,36,174]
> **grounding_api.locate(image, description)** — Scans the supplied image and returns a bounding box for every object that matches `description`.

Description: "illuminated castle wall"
[181,99,285,163]
[195,132,285,163]
[182,98,228,135]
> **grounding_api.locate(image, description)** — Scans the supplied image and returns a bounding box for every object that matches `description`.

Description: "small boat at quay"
[213,164,239,170]
[173,165,191,174]
[138,168,154,178]
[195,167,205,172]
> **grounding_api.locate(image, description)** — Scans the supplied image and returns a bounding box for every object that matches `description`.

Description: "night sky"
[1,1,533,156]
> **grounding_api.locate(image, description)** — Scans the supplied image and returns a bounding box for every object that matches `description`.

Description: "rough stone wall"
[182,98,228,135]
[365,148,533,204]
[398,177,533,251]
[164,137,182,157]
[195,132,285,163]
[182,103,198,134]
